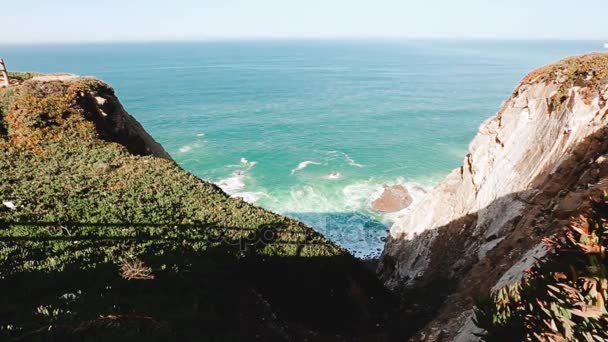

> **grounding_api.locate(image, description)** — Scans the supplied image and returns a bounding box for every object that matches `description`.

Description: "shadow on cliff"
[377,123,608,340]
[0,220,394,341]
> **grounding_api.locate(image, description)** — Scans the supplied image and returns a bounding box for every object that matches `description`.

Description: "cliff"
[0,75,391,341]
[378,53,608,340]
[5,53,607,341]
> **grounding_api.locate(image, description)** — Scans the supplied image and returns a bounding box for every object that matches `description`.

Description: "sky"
[2,0,607,43]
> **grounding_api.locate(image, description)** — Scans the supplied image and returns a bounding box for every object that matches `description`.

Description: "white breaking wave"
[178,141,205,153]
[267,177,429,220]
[291,161,321,174]
[240,157,258,169]
[179,145,193,153]
[344,154,364,168]
[326,150,364,168]
[258,178,430,257]
[216,171,246,194]
[216,158,257,194]
[215,166,431,257]
[215,158,266,204]
[325,171,342,180]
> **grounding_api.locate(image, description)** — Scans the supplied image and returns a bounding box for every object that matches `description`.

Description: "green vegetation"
[474,195,608,341]
[0,79,390,340]
[6,71,42,82]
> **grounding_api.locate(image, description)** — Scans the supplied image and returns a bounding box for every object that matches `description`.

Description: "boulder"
[371,185,413,213]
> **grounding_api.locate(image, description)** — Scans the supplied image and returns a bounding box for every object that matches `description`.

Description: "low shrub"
[474,195,608,341]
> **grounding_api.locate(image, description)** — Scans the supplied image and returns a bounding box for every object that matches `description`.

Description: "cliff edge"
[0,75,391,341]
[378,53,608,340]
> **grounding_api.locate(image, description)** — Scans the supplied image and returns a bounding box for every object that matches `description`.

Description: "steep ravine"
[3,53,608,341]
[378,53,608,340]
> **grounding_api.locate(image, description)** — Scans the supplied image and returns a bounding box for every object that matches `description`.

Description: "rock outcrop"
[73,77,172,159]
[378,53,608,340]
[372,185,413,213]
[87,85,171,159]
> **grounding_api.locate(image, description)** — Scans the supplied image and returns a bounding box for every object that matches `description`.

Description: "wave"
[344,154,364,168]
[177,133,209,154]
[291,161,321,174]
[267,178,429,257]
[240,157,258,169]
[179,145,194,153]
[178,141,206,154]
[324,171,342,180]
[326,150,364,168]
[265,178,429,223]
[215,159,431,257]
[216,170,246,194]
[216,157,258,196]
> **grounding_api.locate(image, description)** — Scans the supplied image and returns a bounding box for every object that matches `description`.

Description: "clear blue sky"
[3,0,607,43]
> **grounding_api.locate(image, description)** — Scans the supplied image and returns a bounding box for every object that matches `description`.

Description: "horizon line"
[1,36,607,45]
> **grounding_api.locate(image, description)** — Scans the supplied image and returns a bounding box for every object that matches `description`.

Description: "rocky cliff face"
[378,53,608,340]
[31,74,172,159]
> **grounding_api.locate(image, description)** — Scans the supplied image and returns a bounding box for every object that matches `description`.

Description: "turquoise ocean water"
[2,40,604,257]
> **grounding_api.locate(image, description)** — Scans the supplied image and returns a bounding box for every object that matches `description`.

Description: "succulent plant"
[474,195,608,341]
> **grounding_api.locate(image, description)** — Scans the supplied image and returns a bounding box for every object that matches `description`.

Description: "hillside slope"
[378,53,608,340]
[0,76,391,341]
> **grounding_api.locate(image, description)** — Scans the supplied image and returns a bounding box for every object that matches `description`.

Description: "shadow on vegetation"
[0,220,395,341]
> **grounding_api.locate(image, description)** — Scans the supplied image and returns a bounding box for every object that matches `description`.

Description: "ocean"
[2,40,603,257]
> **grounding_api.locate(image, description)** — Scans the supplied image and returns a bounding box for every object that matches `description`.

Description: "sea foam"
[215,157,430,256]
[291,161,321,174]
[327,150,364,168]
[179,145,194,153]
[325,171,342,180]
[216,170,246,194]
[255,177,429,256]
[215,158,267,204]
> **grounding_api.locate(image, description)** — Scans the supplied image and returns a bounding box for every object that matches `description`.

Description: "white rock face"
[382,64,608,287]
[378,53,608,339]
[391,80,606,241]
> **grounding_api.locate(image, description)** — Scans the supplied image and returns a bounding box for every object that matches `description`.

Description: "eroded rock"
[378,53,608,340]
[371,185,413,213]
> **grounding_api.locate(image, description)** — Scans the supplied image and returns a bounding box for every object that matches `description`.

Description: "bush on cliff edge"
[474,195,608,341]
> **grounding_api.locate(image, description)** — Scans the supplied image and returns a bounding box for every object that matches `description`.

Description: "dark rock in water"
[371,185,413,213]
